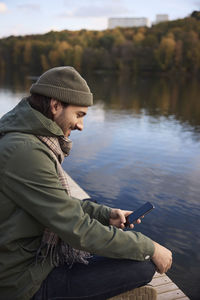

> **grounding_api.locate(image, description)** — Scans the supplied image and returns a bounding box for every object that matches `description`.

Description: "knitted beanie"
[30,66,93,106]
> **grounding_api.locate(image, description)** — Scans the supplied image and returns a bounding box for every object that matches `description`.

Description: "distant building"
[155,14,169,24]
[108,17,151,29]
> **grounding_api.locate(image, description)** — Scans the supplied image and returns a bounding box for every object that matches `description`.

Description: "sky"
[0,0,200,38]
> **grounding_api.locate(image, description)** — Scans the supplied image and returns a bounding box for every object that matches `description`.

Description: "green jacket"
[0,99,154,300]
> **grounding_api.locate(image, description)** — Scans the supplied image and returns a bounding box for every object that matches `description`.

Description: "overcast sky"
[0,0,199,38]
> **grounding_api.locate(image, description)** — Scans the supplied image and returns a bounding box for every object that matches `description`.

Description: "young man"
[0,66,172,300]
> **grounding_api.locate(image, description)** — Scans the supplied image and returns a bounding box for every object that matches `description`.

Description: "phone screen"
[126,201,155,225]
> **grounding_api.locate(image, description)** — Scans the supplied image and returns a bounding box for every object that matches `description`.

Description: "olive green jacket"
[0,99,154,300]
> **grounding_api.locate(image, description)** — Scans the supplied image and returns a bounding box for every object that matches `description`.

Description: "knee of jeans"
[132,260,155,283]
[144,261,156,282]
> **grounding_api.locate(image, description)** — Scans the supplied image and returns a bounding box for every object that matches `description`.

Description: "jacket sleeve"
[78,199,111,226]
[2,141,155,261]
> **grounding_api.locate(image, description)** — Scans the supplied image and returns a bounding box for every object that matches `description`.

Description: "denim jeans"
[32,256,156,300]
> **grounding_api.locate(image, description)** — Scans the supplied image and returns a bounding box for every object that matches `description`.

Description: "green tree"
[191,11,200,21]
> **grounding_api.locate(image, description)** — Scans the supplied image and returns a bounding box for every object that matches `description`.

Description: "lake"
[0,73,200,299]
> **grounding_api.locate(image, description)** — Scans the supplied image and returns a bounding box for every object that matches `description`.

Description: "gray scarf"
[36,135,91,267]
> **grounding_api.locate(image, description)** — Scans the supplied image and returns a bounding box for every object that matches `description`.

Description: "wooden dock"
[66,173,190,300]
[150,272,189,299]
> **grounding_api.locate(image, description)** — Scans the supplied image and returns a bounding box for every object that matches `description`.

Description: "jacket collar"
[0,98,64,137]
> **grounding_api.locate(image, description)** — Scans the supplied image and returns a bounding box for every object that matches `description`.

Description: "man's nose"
[76,119,83,131]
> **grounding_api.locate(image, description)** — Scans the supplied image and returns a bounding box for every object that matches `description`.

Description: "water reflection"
[1,73,200,133]
[86,74,200,135]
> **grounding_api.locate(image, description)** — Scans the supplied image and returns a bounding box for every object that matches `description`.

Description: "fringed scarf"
[36,135,91,267]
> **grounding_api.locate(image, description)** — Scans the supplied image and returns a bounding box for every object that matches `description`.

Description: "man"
[0,66,172,300]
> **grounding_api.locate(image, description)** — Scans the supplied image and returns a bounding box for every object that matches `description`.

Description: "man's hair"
[27,94,68,120]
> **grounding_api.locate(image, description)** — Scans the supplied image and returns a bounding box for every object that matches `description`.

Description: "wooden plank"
[153,272,166,278]
[150,273,190,299]
[155,282,180,294]
[150,275,172,287]
[157,289,189,300]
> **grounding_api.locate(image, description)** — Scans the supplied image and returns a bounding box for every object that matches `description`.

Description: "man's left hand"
[109,209,141,229]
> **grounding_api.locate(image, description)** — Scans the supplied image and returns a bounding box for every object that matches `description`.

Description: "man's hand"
[109,208,141,229]
[151,241,172,274]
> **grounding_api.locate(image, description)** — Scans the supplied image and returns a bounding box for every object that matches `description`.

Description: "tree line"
[0,11,200,78]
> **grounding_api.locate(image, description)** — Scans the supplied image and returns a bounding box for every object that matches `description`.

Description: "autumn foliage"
[0,12,200,77]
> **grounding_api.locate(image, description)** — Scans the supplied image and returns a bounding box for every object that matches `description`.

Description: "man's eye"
[77,113,83,118]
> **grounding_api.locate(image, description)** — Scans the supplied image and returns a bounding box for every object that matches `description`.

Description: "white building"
[108,17,151,29]
[155,14,169,24]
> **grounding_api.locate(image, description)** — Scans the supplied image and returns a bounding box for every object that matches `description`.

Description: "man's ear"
[50,99,62,115]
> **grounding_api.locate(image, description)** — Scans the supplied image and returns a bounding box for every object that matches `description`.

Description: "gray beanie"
[30,66,93,106]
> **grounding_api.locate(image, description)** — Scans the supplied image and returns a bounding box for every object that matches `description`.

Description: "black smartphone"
[125,201,155,226]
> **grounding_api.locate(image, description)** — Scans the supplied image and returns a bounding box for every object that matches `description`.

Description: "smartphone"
[125,201,155,226]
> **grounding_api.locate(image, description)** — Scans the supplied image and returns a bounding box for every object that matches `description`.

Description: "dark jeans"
[32,256,156,300]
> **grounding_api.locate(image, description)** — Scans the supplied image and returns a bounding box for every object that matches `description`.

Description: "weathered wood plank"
[157,289,188,300]
[150,273,190,299]
[150,275,172,286]
[153,272,165,278]
[154,282,180,294]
